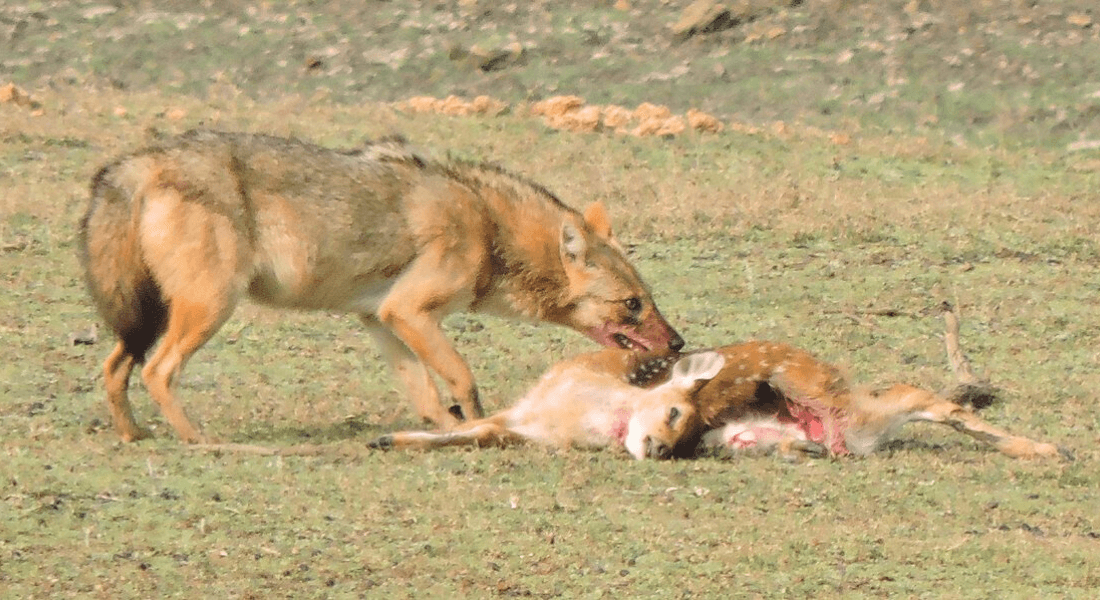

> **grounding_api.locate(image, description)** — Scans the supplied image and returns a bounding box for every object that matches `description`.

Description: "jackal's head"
[553,202,684,353]
[623,351,725,460]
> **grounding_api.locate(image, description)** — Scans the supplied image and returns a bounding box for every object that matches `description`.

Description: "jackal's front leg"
[373,250,486,424]
[363,319,456,427]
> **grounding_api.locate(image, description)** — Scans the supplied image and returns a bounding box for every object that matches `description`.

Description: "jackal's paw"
[182,432,221,445]
[118,427,154,443]
[367,435,394,450]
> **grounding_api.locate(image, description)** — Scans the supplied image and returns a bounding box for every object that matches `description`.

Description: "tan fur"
[370,350,724,460]
[79,131,683,443]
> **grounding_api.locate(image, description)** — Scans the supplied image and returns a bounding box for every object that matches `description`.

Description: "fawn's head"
[624,351,725,460]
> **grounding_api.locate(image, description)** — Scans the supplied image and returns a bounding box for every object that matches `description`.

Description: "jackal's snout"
[635,306,684,352]
[668,330,685,352]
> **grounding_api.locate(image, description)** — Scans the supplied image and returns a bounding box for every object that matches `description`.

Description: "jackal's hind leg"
[103,341,150,442]
[140,298,234,444]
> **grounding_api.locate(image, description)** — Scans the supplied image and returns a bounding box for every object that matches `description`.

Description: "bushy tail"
[78,164,168,362]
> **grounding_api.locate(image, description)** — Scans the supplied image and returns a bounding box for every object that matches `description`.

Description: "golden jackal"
[369,350,725,460]
[79,130,683,443]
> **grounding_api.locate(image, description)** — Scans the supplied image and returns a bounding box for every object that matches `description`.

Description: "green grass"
[3,1,1100,597]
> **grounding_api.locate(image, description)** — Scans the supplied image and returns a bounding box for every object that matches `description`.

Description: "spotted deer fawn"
[635,305,1068,460]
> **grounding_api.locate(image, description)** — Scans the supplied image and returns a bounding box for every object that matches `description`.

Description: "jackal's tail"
[78,164,168,362]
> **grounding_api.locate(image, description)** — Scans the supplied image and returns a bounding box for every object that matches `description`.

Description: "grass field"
[3,1,1100,597]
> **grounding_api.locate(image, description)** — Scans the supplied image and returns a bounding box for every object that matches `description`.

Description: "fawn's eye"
[624,297,642,312]
[667,406,681,426]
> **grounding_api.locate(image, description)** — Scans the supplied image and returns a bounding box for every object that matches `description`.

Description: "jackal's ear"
[560,221,587,264]
[583,202,614,241]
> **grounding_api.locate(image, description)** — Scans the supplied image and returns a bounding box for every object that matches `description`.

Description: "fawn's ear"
[670,352,726,385]
[560,221,587,265]
[583,202,614,241]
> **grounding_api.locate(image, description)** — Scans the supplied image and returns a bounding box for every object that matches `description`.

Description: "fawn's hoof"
[368,435,394,450]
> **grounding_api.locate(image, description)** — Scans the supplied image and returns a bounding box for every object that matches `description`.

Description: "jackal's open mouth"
[588,325,653,352]
[613,333,637,350]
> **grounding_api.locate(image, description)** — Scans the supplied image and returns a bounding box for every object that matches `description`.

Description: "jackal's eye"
[667,406,681,426]
[624,297,642,312]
